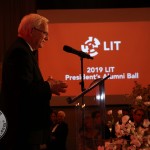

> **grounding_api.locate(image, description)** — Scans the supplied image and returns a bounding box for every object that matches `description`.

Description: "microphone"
[63,45,93,59]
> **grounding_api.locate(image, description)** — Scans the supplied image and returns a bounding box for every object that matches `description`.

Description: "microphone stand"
[80,57,85,92]
[79,57,86,129]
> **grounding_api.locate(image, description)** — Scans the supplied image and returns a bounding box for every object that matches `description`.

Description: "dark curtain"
[0,0,36,87]
[0,0,36,61]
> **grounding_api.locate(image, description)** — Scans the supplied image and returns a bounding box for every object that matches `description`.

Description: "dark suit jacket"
[48,121,68,150]
[0,37,51,148]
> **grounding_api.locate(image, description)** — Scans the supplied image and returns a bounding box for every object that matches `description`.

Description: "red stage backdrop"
[38,8,150,97]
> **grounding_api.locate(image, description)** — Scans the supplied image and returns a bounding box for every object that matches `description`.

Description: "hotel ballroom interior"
[0,0,150,150]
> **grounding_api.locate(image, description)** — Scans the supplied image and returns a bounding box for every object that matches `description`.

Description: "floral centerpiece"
[129,81,150,102]
[107,110,114,132]
[115,115,150,150]
[128,81,150,119]
[105,115,150,150]
[105,81,150,150]
[107,110,123,133]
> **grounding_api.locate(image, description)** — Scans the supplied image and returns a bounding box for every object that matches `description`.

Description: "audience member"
[92,111,111,139]
[47,110,68,150]
[0,13,68,150]
[132,108,145,127]
[122,108,130,116]
[49,110,57,130]
[79,113,101,150]
[40,110,57,150]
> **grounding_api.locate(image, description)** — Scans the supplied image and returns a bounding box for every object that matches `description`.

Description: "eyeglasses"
[33,27,48,36]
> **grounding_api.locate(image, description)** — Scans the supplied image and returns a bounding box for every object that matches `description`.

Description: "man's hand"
[47,77,68,95]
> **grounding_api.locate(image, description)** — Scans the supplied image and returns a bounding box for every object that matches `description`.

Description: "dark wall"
[0,0,36,87]
[0,0,36,62]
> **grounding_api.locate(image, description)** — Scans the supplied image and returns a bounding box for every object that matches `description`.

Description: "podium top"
[67,75,110,104]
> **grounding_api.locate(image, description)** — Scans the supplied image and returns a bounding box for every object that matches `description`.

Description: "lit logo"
[81,36,100,57]
[81,36,121,57]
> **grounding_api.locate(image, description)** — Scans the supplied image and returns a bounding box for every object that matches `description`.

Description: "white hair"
[18,13,49,37]
[58,110,66,118]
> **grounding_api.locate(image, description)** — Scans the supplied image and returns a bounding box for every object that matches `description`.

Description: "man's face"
[31,23,49,50]
[57,113,64,123]
[50,112,57,123]
[133,110,144,124]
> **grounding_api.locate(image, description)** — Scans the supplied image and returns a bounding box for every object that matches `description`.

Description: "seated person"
[92,110,111,139]
[47,110,68,150]
[79,114,101,150]
[49,110,57,130]
[132,107,145,128]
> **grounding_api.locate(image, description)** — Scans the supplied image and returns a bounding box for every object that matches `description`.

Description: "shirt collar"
[26,42,34,52]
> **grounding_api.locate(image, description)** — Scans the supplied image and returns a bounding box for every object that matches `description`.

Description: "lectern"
[66,75,110,149]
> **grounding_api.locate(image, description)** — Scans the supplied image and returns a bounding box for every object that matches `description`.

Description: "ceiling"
[36,0,150,10]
